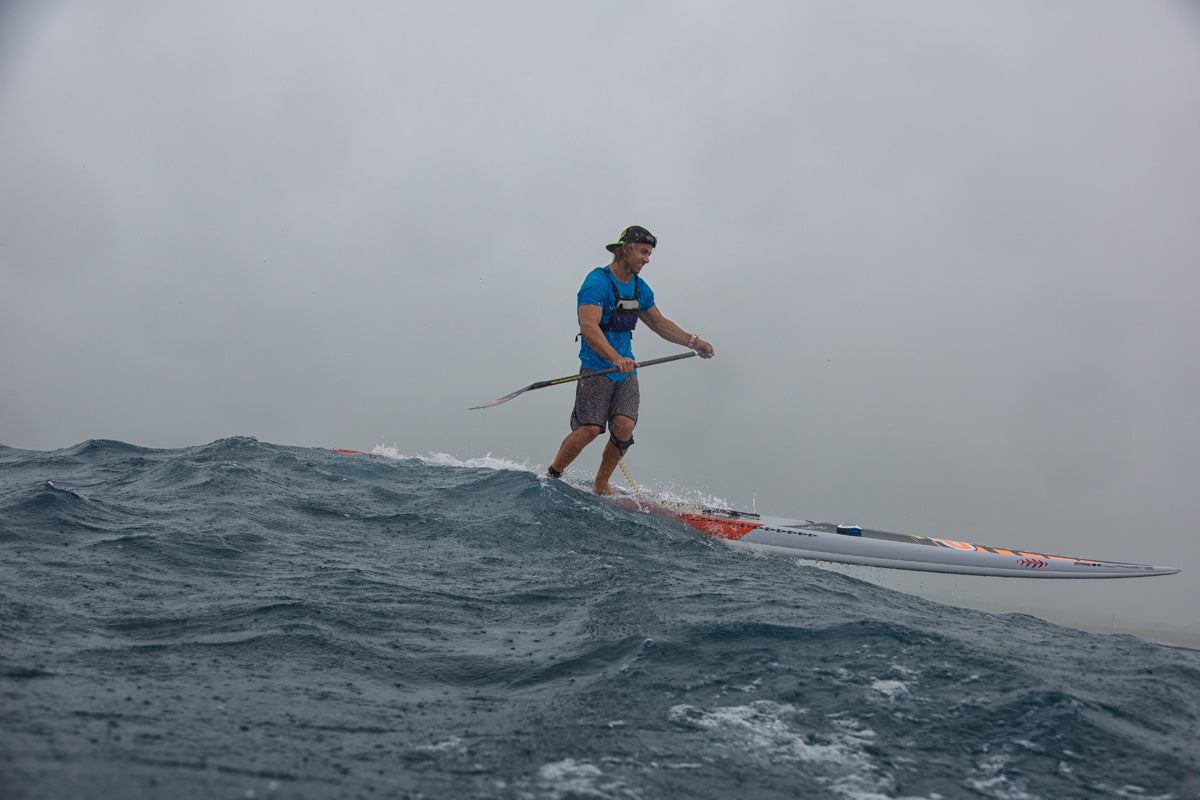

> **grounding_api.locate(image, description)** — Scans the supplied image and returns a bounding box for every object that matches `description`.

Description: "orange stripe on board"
[676,513,761,541]
[933,539,975,551]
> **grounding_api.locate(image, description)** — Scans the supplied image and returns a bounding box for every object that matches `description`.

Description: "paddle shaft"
[469,350,697,409]
[527,351,697,390]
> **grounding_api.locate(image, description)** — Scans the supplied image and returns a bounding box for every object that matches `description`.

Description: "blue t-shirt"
[577,266,656,381]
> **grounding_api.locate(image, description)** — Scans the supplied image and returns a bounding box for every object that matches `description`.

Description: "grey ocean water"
[2,438,1198,799]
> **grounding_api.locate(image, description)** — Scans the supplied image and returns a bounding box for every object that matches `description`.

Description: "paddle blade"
[468,387,528,410]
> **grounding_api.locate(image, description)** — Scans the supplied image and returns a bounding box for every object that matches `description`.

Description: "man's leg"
[593,414,635,495]
[548,425,602,477]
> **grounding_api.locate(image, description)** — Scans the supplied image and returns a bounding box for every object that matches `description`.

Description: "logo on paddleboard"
[761,527,817,538]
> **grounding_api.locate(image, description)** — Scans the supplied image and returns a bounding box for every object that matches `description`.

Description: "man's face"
[622,243,653,273]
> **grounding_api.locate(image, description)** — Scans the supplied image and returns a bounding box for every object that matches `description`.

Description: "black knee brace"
[609,432,635,454]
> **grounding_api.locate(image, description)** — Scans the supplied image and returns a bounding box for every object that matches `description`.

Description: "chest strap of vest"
[599,268,640,333]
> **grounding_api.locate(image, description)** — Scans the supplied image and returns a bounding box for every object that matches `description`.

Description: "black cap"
[606,225,657,253]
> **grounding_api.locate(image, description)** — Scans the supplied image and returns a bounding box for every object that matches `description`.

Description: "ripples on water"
[2,437,1198,799]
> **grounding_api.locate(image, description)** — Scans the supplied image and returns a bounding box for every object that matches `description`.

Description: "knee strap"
[609,432,635,454]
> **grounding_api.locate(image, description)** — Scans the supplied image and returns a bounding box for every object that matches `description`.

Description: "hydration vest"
[599,268,641,333]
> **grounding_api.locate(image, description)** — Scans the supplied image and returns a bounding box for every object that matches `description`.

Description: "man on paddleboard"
[545,225,715,494]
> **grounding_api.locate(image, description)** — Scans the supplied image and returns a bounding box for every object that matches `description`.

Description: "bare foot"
[593,482,616,496]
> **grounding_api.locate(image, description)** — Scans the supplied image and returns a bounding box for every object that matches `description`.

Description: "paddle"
[468,351,698,410]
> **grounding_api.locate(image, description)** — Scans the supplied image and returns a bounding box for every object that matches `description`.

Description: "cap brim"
[605,243,620,253]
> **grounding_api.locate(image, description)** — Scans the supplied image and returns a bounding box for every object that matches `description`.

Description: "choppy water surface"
[2,438,1198,798]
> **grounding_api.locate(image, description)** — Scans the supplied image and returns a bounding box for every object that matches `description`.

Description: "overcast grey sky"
[3,1,1198,642]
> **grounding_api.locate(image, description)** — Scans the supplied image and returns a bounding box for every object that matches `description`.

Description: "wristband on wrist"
[686,334,698,350]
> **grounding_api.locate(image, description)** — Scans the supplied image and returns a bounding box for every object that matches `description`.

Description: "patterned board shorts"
[570,370,640,432]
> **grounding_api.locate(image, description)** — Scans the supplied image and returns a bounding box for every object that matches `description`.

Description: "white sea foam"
[667,701,940,800]
[538,758,602,782]
[967,752,1038,800]
[870,678,910,698]
[370,446,535,473]
[366,448,735,513]
[413,736,466,754]
[535,759,624,798]
[670,702,869,777]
